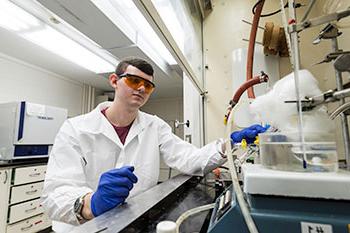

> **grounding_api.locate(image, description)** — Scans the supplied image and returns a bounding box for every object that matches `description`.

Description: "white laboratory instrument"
[0,101,67,160]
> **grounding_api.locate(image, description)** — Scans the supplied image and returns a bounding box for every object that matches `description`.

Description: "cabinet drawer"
[9,199,44,224]
[7,213,51,233]
[10,182,44,204]
[13,165,47,185]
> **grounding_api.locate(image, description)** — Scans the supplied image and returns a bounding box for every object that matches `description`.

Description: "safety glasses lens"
[123,75,155,94]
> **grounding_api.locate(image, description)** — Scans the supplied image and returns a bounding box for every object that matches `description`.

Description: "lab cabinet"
[12,165,47,185]
[6,213,50,233]
[0,169,11,233]
[8,199,43,224]
[0,163,51,233]
[10,181,44,204]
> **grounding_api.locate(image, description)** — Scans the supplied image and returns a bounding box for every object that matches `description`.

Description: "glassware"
[259,132,338,172]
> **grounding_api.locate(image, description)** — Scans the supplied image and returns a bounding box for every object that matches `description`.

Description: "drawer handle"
[25,189,38,195]
[3,170,8,184]
[29,173,41,177]
[21,224,33,231]
[25,207,37,212]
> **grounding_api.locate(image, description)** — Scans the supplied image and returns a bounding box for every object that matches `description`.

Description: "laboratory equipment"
[207,126,350,233]
[208,164,350,233]
[334,54,350,72]
[156,221,176,233]
[208,2,350,233]
[259,132,338,172]
[224,73,268,124]
[0,101,67,160]
[231,46,280,128]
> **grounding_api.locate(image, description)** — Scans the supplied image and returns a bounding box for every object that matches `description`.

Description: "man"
[41,57,264,232]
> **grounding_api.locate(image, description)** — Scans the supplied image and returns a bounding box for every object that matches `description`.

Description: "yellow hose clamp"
[254,136,260,145]
[241,139,247,149]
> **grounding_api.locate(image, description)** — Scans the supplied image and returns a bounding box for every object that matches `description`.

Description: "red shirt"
[101,108,132,144]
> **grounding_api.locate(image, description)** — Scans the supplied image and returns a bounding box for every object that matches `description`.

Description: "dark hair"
[115,57,154,76]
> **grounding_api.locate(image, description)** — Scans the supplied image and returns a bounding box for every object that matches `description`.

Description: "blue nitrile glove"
[91,166,138,217]
[231,124,270,144]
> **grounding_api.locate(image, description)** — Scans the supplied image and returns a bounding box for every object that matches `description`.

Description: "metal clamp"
[284,88,350,111]
[292,8,350,33]
[312,24,341,44]
[313,51,350,65]
[334,54,350,72]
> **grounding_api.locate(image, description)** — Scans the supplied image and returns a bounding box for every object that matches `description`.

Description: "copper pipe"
[246,0,265,99]
[233,73,268,104]
[224,73,269,124]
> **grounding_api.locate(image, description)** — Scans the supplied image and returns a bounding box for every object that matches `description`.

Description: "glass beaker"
[259,132,338,172]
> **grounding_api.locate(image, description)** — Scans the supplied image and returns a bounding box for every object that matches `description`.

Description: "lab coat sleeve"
[41,120,93,225]
[157,118,227,175]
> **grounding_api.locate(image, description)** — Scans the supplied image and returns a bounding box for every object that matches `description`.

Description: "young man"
[41,57,262,232]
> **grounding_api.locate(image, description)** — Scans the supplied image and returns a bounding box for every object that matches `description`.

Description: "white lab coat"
[41,101,226,232]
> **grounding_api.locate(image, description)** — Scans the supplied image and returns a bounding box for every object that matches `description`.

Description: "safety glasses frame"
[118,73,155,93]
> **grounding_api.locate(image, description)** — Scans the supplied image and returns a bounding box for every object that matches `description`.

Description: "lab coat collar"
[124,111,143,146]
[78,101,150,148]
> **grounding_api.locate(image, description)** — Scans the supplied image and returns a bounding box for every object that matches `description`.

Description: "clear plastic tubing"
[175,203,215,233]
[225,109,259,233]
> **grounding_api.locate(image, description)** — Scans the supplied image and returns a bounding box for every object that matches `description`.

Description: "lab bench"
[0,159,51,233]
[71,174,230,233]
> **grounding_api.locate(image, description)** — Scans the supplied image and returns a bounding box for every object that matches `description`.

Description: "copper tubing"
[233,74,268,104]
[247,0,265,99]
[224,73,269,124]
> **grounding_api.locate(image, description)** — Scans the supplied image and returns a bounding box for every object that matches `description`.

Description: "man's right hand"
[90,166,138,217]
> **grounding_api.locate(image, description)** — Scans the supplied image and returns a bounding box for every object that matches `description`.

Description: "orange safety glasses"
[119,73,155,94]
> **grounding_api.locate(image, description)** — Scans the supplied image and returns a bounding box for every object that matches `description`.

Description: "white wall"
[0,53,84,117]
[141,97,184,138]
